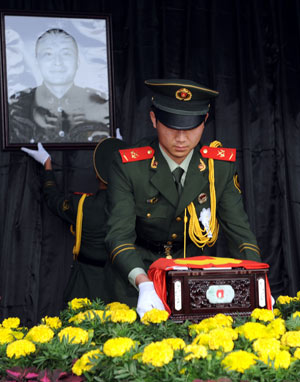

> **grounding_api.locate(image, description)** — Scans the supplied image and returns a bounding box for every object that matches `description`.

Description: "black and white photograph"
[0,11,114,149]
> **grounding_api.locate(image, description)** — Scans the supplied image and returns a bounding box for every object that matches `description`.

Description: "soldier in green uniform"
[9,28,109,143]
[21,138,126,303]
[105,79,262,318]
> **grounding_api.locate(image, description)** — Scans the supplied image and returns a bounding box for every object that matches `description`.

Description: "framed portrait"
[0,10,115,150]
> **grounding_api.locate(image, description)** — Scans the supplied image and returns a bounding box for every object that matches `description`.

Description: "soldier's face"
[150,111,207,164]
[36,34,78,87]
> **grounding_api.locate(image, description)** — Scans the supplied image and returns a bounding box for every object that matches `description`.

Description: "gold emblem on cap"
[175,88,192,101]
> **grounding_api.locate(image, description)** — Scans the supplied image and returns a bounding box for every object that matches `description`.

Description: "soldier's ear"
[150,111,157,129]
[204,113,209,123]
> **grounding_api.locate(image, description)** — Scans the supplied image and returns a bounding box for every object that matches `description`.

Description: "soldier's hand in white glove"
[21,142,50,165]
[137,281,166,319]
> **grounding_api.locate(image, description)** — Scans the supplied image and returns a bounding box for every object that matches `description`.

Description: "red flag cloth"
[148,256,272,314]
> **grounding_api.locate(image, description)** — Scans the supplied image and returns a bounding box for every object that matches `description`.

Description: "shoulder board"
[200,146,236,162]
[119,146,154,163]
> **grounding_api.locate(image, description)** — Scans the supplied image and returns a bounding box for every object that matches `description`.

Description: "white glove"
[137,281,166,319]
[21,142,50,165]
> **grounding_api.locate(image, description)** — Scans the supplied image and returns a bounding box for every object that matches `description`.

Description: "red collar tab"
[119,146,154,163]
[200,146,236,162]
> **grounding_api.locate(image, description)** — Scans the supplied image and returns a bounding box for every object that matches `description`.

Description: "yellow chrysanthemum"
[276,295,298,305]
[208,327,237,352]
[184,344,208,360]
[141,309,169,325]
[2,317,20,329]
[142,341,174,367]
[41,316,62,329]
[106,302,130,311]
[267,318,286,338]
[294,348,300,359]
[281,331,300,347]
[292,311,300,319]
[297,291,300,299]
[68,298,92,310]
[110,309,137,323]
[273,308,282,318]
[161,338,186,350]
[251,308,275,322]
[222,350,257,373]
[72,349,102,376]
[193,332,211,346]
[274,350,291,369]
[58,327,89,344]
[236,322,270,341]
[253,337,281,361]
[103,337,135,357]
[0,328,15,344]
[189,314,233,335]
[6,339,36,359]
[69,310,111,324]
[25,325,54,343]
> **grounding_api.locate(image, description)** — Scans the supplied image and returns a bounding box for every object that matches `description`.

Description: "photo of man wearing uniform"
[8,28,110,143]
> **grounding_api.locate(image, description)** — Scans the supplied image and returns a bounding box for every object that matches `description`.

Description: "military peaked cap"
[93,137,127,184]
[145,79,219,130]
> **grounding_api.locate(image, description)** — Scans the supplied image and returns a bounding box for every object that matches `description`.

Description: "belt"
[135,238,185,258]
[77,254,106,267]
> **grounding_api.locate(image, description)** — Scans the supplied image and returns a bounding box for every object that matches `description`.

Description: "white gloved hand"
[137,281,166,319]
[21,142,50,165]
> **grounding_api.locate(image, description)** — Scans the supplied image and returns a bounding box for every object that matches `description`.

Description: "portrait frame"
[0,10,115,150]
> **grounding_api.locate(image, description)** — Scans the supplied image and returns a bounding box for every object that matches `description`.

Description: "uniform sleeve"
[216,162,261,262]
[43,170,78,225]
[105,154,146,280]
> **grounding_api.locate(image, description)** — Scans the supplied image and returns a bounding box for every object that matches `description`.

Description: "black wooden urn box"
[166,267,269,322]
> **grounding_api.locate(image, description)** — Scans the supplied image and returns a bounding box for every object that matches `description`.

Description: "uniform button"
[146,213,151,218]
[167,241,172,245]
[58,130,65,137]
[57,106,63,112]
[171,233,177,239]
[176,216,182,222]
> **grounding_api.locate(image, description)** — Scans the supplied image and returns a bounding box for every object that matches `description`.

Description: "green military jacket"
[105,136,261,286]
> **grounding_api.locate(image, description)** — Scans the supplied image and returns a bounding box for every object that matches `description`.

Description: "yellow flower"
[103,337,135,357]
[141,309,169,325]
[58,327,89,344]
[276,295,298,305]
[72,349,101,376]
[0,328,15,344]
[297,291,300,299]
[274,350,291,369]
[222,350,257,373]
[193,333,211,346]
[110,309,137,323]
[237,322,270,341]
[292,311,300,319]
[106,302,130,311]
[251,308,275,322]
[267,318,286,338]
[184,344,207,360]
[273,308,282,317]
[2,317,20,329]
[281,331,300,347]
[294,348,300,359]
[208,328,237,352]
[253,338,281,361]
[68,310,110,324]
[25,325,54,343]
[68,298,92,310]
[161,338,186,350]
[142,341,174,367]
[6,339,36,359]
[189,314,233,335]
[41,316,62,329]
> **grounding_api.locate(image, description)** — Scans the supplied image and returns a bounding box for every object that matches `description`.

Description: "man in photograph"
[8,28,109,143]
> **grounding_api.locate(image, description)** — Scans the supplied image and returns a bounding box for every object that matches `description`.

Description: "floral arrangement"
[1,294,300,382]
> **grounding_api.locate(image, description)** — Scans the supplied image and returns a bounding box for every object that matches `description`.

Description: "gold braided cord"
[187,140,222,248]
[73,193,88,260]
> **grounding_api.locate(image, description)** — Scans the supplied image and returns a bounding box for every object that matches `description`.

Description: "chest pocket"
[136,196,170,219]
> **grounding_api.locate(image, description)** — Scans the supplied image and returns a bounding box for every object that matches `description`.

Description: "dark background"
[0,0,299,327]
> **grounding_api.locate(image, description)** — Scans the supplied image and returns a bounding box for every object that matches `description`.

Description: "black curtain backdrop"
[0,0,300,326]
